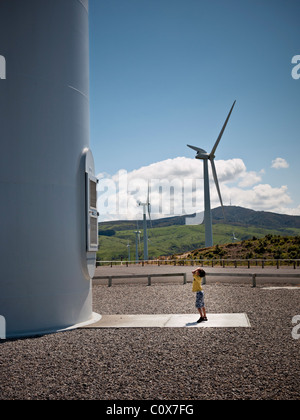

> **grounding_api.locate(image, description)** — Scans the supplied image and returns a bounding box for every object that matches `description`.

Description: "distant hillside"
[99,206,300,232]
[212,206,300,230]
[97,207,300,261]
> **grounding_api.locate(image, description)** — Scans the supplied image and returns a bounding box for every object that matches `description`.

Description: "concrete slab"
[165,313,251,328]
[81,313,251,329]
[89,314,172,328]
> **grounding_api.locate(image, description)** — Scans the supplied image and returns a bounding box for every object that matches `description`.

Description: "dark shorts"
[195,291,205,309]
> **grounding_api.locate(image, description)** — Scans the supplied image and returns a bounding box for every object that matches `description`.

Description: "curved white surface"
[0,0,95,338]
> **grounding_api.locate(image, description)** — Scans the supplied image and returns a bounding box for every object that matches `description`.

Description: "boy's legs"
[196,292,207,322]
[198,307,207,318]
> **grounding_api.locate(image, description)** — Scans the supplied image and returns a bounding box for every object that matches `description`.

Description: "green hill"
[97,206,300,261]
[174,234,300,261]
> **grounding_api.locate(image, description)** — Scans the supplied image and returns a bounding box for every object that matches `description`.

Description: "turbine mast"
[142,204,149,261]
[138,182,151,261]
[203,159,213,247]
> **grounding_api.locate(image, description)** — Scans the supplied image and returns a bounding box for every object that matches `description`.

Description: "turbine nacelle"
[196,152,210,160]
[187,145,208,158]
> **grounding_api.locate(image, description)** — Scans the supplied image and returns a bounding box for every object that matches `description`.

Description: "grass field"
[97,223,300,261]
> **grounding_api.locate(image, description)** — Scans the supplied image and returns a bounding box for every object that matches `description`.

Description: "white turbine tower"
[138,183,152,261]
[0,0,101,338]
[187,101,236,248]
[134,228,141,263]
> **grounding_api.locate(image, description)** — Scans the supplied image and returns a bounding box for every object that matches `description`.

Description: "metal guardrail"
[204,272,300,288]
[97,259,300,269]
[93,271,300,288]
[94,272,187,287]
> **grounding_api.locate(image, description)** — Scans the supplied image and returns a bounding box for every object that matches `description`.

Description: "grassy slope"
[97,223,300,261]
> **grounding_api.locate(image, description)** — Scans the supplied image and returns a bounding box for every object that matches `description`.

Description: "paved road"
[94,264,300,287]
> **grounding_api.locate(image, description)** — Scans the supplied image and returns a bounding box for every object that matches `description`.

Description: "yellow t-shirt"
[192,274,203,292]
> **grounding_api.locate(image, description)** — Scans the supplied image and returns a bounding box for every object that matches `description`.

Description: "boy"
[192,268,208,323]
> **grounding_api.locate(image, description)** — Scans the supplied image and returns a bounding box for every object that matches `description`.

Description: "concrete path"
[81,313,251,329]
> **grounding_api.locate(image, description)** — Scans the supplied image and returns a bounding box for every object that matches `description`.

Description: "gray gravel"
[0,282,299,400]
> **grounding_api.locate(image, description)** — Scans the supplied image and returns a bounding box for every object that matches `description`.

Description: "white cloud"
[271,157,289,169]
[214,159,246,183]
[227,184,292,210]
[97,157,300,221]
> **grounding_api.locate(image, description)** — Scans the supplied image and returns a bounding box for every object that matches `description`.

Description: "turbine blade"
[187,144,207,154]
[147,181,153,229]
[148,204,153,229]
[147,180,150,204]
[210,159,225,220]
[210,100,236,157]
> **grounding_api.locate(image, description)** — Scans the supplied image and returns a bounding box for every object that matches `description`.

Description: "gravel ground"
[0,282,299,400]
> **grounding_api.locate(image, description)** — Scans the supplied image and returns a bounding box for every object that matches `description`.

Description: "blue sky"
[89,0,300,220]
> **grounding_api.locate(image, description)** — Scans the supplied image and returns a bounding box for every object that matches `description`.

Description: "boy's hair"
[197,269,206,278]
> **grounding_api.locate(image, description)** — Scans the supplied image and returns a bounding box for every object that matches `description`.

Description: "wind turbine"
[127,241,131,262]
[232,232,239,242]
[187,101,236,248]
[134,228,141,263]
[138,182,152,261]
